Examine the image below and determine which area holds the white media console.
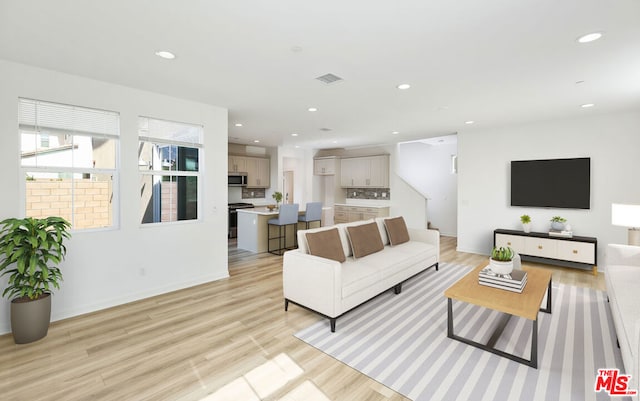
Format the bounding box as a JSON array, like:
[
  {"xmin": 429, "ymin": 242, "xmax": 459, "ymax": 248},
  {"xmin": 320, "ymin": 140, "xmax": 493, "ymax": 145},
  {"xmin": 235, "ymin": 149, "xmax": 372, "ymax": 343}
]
[{"xmin": 494, "ymin": 229, "xmax": 598, "ymax": 275}]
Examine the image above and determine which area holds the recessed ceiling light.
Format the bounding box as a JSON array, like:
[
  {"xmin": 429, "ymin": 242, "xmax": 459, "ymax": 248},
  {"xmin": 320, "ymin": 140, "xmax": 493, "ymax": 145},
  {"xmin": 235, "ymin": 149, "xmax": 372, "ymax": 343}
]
[
  {"xmin": 253, "ymin": 140, "xmax": 260, "ymax": 143},
  {"xmin": 295, "ymin": 145, "xmax": 300, "ymax": 148},
  {"xmin": 465, "ymin": 120, "xmax": 475, "ymax": 125},
  {"xmin": 291, "ymin": 133, "xmax": 298, "ymax": 137},
  {"xmin": 577, "ymin": 32, "xmax": 602, "ymax": 43},
  {"xmin": 234, "ymin": 123, "xmax": 243, "ymax": 127},
  {"xmin": 581, "ymin": 103, "xmax": 595, "ymax": 108},
  {"xmin": 155, "ymin": 50, "xmax": 176, "ymax": 59},
  {"xmin": 308, "ymin": 107, "xmax": 318, "ymax": 112},
  {"xmin": 392, "ymin": 131, "xmax": 400, "ymax": 135},
  {"xmin": 397, "ymin": 83, "xmax": 411, "ymax": 90},
  {"xmin": 332, "ymin": 141, "xmax": 338, "ymax": 144}
]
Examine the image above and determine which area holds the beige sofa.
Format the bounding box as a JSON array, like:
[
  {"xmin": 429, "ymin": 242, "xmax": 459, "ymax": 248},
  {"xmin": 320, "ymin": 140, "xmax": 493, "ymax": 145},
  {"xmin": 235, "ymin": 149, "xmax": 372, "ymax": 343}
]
[
  {"xmin": 283, "ymin": 217, "xmax": 439, "ymax": 332},
  {"xmin": 606, "ymin": 243, "xmax": 640, "ymax": 399}
]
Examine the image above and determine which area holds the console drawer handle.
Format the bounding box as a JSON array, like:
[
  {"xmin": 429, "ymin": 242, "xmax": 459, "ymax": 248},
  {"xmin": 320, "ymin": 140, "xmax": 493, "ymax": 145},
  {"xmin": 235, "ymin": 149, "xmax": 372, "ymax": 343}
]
[
  {"xmin": 538, "ymin": 245, "xmax": 543, "ymax": 250},
  {"xmin": 507, "ymin": 242, "xmax": 512, "ymax": 246},
  {"xmin": 573, "ymin": 250, "xmax": 578, "ymax": 254}
]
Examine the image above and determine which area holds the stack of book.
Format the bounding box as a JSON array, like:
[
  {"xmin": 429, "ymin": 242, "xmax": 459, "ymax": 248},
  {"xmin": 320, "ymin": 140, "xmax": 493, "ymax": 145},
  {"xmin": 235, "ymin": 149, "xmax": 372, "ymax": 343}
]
[
  {"xmin": 479, "ymin": 267, "xmax": 528, "ymax": 293},
  {"xmin": 549, "ymin": 230, "xmax": 573, "ymax": 238}
]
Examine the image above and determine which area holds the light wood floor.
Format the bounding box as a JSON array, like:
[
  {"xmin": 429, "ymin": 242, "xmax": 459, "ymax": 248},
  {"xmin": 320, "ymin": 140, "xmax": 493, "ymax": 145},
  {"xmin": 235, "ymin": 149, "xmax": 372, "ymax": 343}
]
[{"xmin": 0, "ymin": 237, "xmax": 604, "ymax": 401}]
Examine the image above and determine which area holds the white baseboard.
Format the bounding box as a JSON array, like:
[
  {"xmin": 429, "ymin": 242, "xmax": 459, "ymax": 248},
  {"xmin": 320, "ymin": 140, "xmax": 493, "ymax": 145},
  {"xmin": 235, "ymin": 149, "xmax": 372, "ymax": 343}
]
[{"xmin": 0, "ymin": 272, "xmax": 230, "ymax": 336}]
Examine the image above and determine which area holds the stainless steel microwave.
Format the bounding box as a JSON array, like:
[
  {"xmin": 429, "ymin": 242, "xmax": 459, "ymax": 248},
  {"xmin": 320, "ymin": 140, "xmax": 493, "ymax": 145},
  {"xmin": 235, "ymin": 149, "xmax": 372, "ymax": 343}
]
[{"xmin": 228, "ymin": 173, "xmax": 248, "ymax": 186}]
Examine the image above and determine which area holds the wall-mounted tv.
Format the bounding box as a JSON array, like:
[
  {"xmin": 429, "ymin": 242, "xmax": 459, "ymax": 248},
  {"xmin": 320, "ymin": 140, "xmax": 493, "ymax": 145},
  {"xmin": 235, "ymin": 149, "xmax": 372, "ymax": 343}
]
[{"xmin": 510, "ymin": 157, "xmax": 591, "ymax": 209}]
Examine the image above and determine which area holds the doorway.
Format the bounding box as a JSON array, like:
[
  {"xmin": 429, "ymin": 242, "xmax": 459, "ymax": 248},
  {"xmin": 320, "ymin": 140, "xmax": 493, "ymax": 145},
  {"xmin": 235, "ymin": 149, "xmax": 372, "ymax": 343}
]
[{"xmin": 283, "ymin": 170, "xmax": 294, "ymax": 204}]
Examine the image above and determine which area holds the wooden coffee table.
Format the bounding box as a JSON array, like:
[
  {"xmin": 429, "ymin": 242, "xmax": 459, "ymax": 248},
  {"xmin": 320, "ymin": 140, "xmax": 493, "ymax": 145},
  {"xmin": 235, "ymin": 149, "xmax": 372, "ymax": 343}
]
[{"xmin": 444, "ymin": 263, "xmax": 552, "ymax": 368}]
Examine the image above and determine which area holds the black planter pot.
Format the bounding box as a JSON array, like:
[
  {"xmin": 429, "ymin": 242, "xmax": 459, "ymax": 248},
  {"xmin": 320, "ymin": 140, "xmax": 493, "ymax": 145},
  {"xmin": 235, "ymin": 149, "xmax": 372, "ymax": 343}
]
[{"xmin": 10, "ymin": 293, "xmax": 52, "ymax": 344}]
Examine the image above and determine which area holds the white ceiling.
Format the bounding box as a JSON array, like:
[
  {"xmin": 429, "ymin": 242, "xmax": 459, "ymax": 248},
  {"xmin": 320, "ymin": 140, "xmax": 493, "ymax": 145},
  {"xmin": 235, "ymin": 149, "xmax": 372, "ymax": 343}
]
[{"xmin": 1, "ymin": 0, "xmax": 639, "ymax": 149}]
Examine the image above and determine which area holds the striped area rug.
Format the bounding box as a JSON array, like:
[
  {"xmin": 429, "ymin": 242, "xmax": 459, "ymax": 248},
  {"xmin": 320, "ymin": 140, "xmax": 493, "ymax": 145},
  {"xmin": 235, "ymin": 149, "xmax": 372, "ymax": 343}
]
[{"xmin": 295, "ymin": 263, "xmax": 628, "ymax": 401}]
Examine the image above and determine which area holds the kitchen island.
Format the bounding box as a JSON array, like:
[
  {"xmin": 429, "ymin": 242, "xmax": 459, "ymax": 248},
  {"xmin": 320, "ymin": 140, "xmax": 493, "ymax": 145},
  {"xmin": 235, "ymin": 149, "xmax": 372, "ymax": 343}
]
[
  {"xmin": 237, "ymin": 207, "xmax": 299, "ymax": 253},
  {"xmin": 236, "ymin": 206, "xmax": 330, "ymax": 253}
]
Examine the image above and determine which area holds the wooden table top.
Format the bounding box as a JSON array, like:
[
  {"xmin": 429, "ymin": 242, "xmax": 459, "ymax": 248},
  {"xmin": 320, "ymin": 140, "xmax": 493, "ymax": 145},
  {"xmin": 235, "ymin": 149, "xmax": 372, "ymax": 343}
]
[{"xmin": 444, "ymin": 263, "xmax": 552, "ymax": 320}]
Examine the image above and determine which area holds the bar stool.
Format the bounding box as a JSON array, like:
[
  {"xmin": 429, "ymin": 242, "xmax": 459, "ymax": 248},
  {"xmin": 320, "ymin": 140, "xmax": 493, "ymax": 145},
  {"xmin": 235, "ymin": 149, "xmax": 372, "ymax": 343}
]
[
  {"xmin": 267, "ymin": 203, "xmax": 299, "ymax": 255},
  {"xmin": 298, "ymin": 202, "xmax": 323, "ymax": 229}
]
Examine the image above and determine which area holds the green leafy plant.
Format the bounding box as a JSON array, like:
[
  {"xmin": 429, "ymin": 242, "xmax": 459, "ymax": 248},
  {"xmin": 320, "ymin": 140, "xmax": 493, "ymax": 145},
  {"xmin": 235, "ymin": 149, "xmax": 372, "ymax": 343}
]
[
  {"xmin": 491, "ymin": 246, "xmax": 514, "ymax": 262},
  {"xmin": 520, "ymin": 214, "xmax": 531, "ymax": 224},
  {"xmin": 0, "ymin": 217, "xmax": 71, "ymax": 301},
  {"xmin": 550, "ymin": 216, "xmax": 567, "ymax": 223},
  {"xmin": 272, "ymin": 191, "xmax": 283, "ymax": 204}
]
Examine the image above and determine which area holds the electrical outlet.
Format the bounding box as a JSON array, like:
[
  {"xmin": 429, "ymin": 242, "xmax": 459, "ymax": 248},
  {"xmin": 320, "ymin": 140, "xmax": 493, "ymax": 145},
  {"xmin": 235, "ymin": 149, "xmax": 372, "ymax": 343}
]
[
  {"xmin": 374, "ymin": 192, "xmax": 378, "ymax": 198},
  {"xmin": 251, "ymin": 191, "xmax": 254, "ymax": 196},
  {"xmin": 353, "ymin": 191, "xmax": 357, "ymax": 197},
  {"xmin": 382, "ymin": 192, "xmax": 387, "ymax": 198}
]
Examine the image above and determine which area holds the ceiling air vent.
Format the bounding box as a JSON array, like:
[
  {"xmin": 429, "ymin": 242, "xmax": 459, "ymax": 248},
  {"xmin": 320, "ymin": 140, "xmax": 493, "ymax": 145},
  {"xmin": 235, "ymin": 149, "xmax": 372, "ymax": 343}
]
[
  {"xmin": 315, "ymin": 73, "xmax": 343, "ymax": 85},
  {"xmin": 320, "ymin": 128, "xmax": 332, "ymax": 132}
]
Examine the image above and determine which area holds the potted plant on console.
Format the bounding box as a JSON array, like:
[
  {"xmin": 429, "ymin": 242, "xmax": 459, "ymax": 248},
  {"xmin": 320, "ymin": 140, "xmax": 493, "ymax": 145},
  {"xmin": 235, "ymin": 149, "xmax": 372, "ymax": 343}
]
[
  {"xmin": 489, "ymin": 246, "xmax": 515, "ymax": 275},
  {"xmin": 520, "ymin": 214, "xmax": 532, "ymax": 233},
  {"xmin": 550, "ymin": 216, "xmax": 567, "ymax": 231},
  {"xmin": 0, "ymin": 216, "xmax": 71, "ymax": 344}
]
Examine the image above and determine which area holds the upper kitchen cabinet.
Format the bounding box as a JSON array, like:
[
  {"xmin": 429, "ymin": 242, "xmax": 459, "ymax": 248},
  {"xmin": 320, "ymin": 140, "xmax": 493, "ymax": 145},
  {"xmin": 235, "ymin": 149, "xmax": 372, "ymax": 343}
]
[
  {"xmin": 228, "ymin": 155, "xmax": 247, "ymax": 173},
  {"xmin": 314, "ymin": 156, "xmax": 338, "ymax": 175},
  {"xmin": 246, "ymin": 157, "xmax": 270, "ymax": 188},
  {"xmin": 340, "ymin": 155, "xmax": 389, "ymax": 188}
]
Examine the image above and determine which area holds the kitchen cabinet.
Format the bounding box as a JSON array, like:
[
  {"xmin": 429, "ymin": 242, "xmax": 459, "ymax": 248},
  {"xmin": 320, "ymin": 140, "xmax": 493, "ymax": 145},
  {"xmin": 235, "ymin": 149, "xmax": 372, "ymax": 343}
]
[
  {"xmin": 340, "ymin": 155, "xmax": 389, "ymax": 188},
  {"xmin": 333, "ymin": 205, "xmax": 389, "ymax": 224},
  {"xmin": 228, "ymin": 156, "xmax": 247, "ymax": 173},
  {"xmin": 228, "ymin": 155, "xmax": 270, "ymax": 187},
  {"xmin": 494, "ymin": 229, "xmax": 597, "ymax": 274},
  {"xmin": 314, "ymin": 157, "xmax": 338, "ymax": 175},
  {"xmin": 246, "ymin": 157, "xmax": 270, "ymax": 188}
]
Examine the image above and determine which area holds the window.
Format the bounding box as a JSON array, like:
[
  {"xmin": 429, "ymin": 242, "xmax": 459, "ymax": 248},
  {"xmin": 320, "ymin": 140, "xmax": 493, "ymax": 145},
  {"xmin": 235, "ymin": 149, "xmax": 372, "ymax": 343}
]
[
  {"xmin": 138, "ymin": 117, "xmax": 202, "ymax": 224},
  {"xmin": 19, "ymin": 98, "xmax": 119, "ymax": 230}
]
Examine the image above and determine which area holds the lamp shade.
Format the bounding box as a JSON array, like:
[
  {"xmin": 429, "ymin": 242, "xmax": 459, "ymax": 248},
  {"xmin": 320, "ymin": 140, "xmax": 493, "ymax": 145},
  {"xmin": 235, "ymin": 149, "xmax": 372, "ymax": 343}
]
[{"xmin": 612, "ymin": 204, "xmax": 640, "ymax": 228}]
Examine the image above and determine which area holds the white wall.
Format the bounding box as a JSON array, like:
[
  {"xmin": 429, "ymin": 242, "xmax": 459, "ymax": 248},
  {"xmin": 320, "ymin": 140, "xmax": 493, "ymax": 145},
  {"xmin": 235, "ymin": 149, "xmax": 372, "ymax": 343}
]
[
  {"xmin": 385, "ymin": 145, "xmax": 428, "ymax": 229},
  {"xmin": 397, "ymin": 141, "xmax": 458, "ymax": 236},
  {"xmin": 457, "ymin": 111, "xmax": 640, "ymax": 269},
  {"xmin": 0, "ymin": 60, "xmax": 229, "ymax": 334}
]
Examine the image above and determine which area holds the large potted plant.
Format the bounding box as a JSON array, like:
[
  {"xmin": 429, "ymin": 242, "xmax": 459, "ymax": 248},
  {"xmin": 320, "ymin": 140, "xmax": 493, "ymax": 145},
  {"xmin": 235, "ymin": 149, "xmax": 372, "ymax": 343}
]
[{"xmin": 0, "ymin": 216, "xmax": 71, "ymax": 344}]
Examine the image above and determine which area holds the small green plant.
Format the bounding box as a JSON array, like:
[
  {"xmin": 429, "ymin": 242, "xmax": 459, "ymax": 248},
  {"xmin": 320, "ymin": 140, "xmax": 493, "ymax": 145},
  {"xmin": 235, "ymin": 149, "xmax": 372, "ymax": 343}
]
[
  {"xmin": 520, "ymin": 214, "xmax": 531, "ymax": 224},
  {"xmin": 491, "ymin": 246, "xmax": 514, "ymax": 262},
  {"xmin": 272, "ymin": 191, "xmax": 283, "ymax": 204},
  {"xmin": 550, "ymin": 216, "xmax": 567, "ymax": 223},
  {"xmin": 0, "ymin": 217, "xmax": 71, "ymax": 300}
]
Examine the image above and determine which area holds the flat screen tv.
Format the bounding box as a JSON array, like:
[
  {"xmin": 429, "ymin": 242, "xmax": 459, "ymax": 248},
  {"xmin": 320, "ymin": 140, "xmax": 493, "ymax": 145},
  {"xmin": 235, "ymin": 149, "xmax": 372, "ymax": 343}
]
[{"xmin": 510, "ymin": 157, "xmax": 591, "ymax": 209}]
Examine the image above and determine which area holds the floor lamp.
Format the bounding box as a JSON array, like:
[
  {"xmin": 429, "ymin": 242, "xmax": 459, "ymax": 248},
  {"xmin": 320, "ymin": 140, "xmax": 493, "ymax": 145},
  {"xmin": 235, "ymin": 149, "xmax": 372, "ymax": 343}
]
[{"xmin": 612, "ymin": 203, "xmax": 640, "ymax": 246}]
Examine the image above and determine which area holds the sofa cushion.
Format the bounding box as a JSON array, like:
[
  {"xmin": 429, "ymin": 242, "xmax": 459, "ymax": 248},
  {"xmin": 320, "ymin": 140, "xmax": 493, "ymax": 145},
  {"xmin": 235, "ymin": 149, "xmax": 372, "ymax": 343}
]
[
  {"xmin": 341, "ymin": 258, "xmax": 384, "ymax": 298},
  {"xmin": 336, "ymin": 220, "xmax": 375, "ymax": 258},
  {"xmin": 305, "ymin": 228, "xmax": 346, "ymax": 263},
  {"xmin": 346, "ymin": 221, "xmax": 385, "ymax": 259},
  {"xmin": 375, "ymin": 218, "xmax": 390, "ymax": 245},
  {"xmin": 384, "ymin": 216, "xmax": 410, "ymax": 246},
  {"xmin": 371, "ymin": 241, "xmax": 437, "ymax": 276}
]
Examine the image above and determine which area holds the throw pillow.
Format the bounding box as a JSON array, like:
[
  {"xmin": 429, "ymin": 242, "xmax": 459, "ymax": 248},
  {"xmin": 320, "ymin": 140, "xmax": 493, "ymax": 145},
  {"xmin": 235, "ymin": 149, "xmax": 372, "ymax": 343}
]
[
  {"xmin": 305, "ymin": 228, "xmax": 346, "ymax": 262},
  {"xmin": 346, "ymin": 221, "xmax": 384, "ymax": 259},
  {"xmin": 384, "ymin": 216, "xmax": 410, "ymax": 246}
]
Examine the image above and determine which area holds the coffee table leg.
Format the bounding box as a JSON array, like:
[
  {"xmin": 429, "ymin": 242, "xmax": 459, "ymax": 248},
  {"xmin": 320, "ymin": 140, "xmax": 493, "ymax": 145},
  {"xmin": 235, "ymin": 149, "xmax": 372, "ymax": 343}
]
[
  {"xmin": 447, "ymin": 298, "xmax": 453, "ymax": 337},
  {"xmin": 540, "ymin": 279, "xmax": 552, "ymax": 314},
  {"xmin": 531, "ymin": 318, "xmax": 538, "ymax": 369}
]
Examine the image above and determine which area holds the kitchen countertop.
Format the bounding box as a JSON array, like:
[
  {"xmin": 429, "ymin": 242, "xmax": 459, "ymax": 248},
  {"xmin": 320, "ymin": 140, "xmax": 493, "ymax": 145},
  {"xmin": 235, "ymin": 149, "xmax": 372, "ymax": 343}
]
[
  {"xmin": 237, "ymin": 207, "xmax": 279, "ymax": 216},
  {"xmin": 238, "ymin": 206, "xmax": 332, "ymax": 216},
  {"xmin": 334, "ymin": 202, "xmax": 391, "ymax": 208}
]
